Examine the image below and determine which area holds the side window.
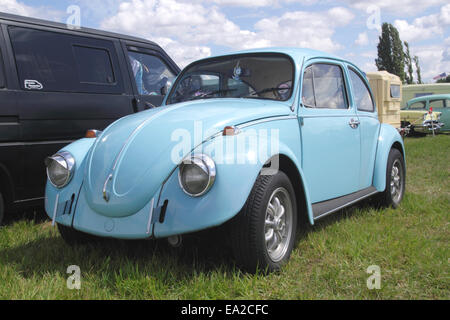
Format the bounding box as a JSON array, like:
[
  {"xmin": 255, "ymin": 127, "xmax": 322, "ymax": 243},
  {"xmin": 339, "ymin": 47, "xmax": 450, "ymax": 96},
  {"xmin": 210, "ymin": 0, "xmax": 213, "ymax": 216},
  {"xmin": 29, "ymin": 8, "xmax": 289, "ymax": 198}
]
[
  {"xmin": 0, "ymin": 47, "xmax": 5, "ymax": 88},
  {"xmin": 409, "ymin": 102, "xmax": 426, "ymax": 109},
  {"xmin": 303, "ymin": 63, "xmax": 348, "ymax": 109},
  {"xmin": 127, "ymin": 50, "xmax": 175, "ymax": 96},
  {"xmin": 8, "ymin": 26, "xmax": 123, "ymax": 94},
  {"xmin": 73, "ymin": 45, "xmax": 115, "ymax": 84},
  {"xmin": 301, "ymin": 66, "xmax": 315, "ymax": 107},
  {"xmin": 429, "ymin": 99, "xmax": 444, "ymax": 109},
  {"xmin": 349, "ymin": 68, "xmax": 374, "ymax": 112}
]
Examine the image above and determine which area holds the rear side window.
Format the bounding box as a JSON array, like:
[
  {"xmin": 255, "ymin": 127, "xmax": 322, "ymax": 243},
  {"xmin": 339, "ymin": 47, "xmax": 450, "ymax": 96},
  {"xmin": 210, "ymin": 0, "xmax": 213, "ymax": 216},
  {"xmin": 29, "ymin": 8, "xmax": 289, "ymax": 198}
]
[
  {"xmin": 73, "ymin": 45, "xmax": 115, "ymax": 84},
  {"xmin": 429, "ymin": 99, "xmax": 444, "ymax": 108},
  {"xmin": 302, "ymin": 63, "xmax": 348, "ymax": 109},
  {"xmin": 9, "ymin": 26, "xmax": 123, "ymax": 94},
  {"xmin": 349, "ymin": 68, "xmax": 374, "ymax": 112}
]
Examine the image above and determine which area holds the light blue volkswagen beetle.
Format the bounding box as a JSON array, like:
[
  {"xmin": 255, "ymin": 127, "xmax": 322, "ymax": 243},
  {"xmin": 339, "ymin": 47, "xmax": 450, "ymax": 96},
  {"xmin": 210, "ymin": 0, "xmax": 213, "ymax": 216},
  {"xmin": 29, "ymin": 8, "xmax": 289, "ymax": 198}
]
[{"xmin": 44, "ymin": 48, "xmax": 406, "ymax": 273}]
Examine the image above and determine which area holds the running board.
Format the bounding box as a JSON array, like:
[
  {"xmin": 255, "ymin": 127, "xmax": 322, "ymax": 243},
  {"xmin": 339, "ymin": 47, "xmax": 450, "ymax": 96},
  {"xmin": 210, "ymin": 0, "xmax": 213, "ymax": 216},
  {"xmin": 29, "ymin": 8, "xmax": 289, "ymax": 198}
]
[{"xmin": 312, "ymin": 187, "xmax": 378, "ymax": 220}]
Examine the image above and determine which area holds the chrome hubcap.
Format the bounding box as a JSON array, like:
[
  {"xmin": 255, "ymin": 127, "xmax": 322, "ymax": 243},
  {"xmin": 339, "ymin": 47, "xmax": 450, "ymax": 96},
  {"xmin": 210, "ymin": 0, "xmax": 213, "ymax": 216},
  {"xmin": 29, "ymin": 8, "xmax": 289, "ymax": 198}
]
[
  {"xmin": 264, "ymin": 187, "xmax": 293, "ymax": 262},
  {"xmin": 390, "ymin": 159, "xmax": 403, "ymax": 203}
]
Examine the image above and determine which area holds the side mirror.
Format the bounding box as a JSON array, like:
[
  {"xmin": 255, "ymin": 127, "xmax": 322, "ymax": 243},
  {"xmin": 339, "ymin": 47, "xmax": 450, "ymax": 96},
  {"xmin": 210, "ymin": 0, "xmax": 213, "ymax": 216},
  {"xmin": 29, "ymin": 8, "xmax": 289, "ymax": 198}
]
[{"xmin": 161, "ymin": 80, "xmax": 172, "ymax": 96}]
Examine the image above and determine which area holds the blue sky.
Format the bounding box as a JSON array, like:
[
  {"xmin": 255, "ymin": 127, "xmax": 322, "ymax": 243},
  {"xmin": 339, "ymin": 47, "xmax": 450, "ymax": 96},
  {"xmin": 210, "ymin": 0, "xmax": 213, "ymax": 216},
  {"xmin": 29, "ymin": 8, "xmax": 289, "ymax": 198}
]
[{"xmin": 2, "ymin": 0, "xmax": 449, "ymax": 82}]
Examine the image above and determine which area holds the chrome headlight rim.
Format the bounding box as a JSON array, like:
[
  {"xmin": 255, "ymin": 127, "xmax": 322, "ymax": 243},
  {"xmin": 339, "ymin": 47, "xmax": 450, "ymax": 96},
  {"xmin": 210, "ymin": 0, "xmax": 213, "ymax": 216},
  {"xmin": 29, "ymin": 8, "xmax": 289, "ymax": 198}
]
[
  {"xmin": 45, "ymin": 151, "xmax": 76, "ymax": 189},
  {"xmin": 178, "ymin": 153, "xmax": 216, "ymax": 197}
]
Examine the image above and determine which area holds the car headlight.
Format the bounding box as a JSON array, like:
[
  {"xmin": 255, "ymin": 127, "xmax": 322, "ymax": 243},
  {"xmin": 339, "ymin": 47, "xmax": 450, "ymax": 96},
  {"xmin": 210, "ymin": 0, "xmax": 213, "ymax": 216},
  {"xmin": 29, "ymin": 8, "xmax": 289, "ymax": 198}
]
[
  {"xmin": 45, "ymin": 151, "xmax": 75, "ymax": 188},
  {"xmin": 178, "ymin": 154, "xmax": 216, "ymax": 197}
]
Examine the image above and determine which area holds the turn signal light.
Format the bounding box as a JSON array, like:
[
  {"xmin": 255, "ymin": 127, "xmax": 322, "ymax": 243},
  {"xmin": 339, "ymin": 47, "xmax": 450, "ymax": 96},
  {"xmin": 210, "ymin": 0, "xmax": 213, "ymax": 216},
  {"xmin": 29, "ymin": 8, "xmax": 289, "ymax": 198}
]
[
  {"xmin": 85, "ymin": 129, "xmax": 102, "ymax": 138},
  {"xmin": 223, "ymin": 126, "xmax": 241, "ymax": 136}
]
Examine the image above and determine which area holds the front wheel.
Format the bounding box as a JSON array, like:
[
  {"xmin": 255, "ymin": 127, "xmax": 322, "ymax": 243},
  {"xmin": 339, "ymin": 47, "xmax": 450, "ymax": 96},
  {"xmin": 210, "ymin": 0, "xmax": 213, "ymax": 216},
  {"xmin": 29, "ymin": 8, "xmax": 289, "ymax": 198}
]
[
  {"xmin": 377, "ymin": 148, "xmax": 405, "ymax": 208},
  {"xmin": 229, "ymin": 171, "xmax": 297, "ymax": 273},
  {"xmin": 0, "ymin": 192, "xmax": 4, "ymax": 226}
]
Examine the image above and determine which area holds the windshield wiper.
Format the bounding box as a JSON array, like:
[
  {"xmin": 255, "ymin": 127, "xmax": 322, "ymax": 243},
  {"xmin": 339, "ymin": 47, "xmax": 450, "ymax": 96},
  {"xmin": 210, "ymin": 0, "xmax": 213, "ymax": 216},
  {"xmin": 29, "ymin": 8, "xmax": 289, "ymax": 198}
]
[{"xmin": 185, "ymin": 88, "xmax": 238, "ymax": 101}]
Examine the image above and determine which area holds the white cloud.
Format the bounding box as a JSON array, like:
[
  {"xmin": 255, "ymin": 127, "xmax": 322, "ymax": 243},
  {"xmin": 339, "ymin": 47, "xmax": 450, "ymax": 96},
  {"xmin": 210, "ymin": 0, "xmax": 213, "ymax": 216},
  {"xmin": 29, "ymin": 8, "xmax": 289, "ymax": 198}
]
[
  {"xmin": 394, "ymin": 4, "xmax": 450, "ymax": 42},
  {"xmin": 344, "ymin": 0, "xmax": 448, "ymax": 16},
  {"xmin": 101, "ymin": 1, "xmax": 352, "ymax": 67},
  {"xmin": 412, "ymin": 44, "xmax": 450, "ymax": 82},
  {"xmin": 0, "ymin": 0, "xmax": 64, "ymax": 22},
  {"xmin": 253, "ymin": 7, "xmax": 354, "ymax": 52},
  {"xmin": 355, "ymin": 32, "xmax": 369, "ymax": 46}
]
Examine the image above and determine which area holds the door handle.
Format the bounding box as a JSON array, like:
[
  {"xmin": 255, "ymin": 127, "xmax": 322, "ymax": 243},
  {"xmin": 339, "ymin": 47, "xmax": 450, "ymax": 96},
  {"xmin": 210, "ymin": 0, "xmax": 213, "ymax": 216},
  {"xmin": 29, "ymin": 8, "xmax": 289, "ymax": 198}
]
[{"xmin": 349, "ymin": 118, "xmax": 360, "ymax": 129}]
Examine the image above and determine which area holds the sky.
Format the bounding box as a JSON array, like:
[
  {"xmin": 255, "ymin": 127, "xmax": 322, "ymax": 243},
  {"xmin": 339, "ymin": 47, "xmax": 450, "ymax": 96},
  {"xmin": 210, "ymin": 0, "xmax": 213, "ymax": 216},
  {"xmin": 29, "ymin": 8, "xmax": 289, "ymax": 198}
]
[{"xmin": 1, "ymin": 0, "xmax": 449, "ymax": 83}]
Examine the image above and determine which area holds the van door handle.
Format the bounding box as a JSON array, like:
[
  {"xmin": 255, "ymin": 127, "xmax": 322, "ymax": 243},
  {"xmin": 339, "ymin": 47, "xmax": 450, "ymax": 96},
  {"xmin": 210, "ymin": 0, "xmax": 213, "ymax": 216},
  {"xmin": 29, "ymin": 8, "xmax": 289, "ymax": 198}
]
[{"xmin": 349, "ymin": 118, "xmax": 360, "ymax": 129}]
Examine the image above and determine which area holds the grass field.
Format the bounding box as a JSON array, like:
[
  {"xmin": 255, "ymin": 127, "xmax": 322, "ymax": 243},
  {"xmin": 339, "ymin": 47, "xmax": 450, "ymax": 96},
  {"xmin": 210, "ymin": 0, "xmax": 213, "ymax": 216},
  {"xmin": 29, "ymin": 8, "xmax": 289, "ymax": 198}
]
[{"xmin": 0, "ymin": 135, "xmax": 449, "ymax": 299}]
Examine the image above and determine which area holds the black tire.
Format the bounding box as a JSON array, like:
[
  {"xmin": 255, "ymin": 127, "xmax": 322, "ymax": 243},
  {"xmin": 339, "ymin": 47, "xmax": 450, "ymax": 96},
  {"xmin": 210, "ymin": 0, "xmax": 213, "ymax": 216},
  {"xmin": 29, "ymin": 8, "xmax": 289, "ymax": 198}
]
[
  {"xmin": 377, "ymin": 148, "xmax": 405, "ymax": 208},
  {"xmin": 57, "ymin": 223, "xmax": 98, "ymax": 245},
  {"xmin": 0, "ymin": 192, "xmax": 4, "ymax": 226},
  {"xmin": 229, "ymin": 171, "xmax": 297, "ymax": 273}
]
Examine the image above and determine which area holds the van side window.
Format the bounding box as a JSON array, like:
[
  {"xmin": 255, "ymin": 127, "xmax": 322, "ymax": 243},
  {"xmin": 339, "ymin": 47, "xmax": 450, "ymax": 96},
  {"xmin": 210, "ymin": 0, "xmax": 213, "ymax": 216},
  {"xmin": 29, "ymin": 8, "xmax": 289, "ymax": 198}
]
[
  {"xmin": 349, "ymin": 68, "xmax": 374, "ymax": 112},
  {"xmin": 8, "ymin": 26, "xmax": 123, "ymax": 94},
  {"xmin": 302, "ymin": 63, "xmax": 348, "ymax": 109},
  {"xmin": 127, "ymin": 49, "xmax": 175, "ymax": 96},
  {"xmin": 73, "ymin": 45, "xmax": 115, "ymax": 84},
  {"xmin": 0, "ymin": 48, "xmax": 5, "ymax": 88}
]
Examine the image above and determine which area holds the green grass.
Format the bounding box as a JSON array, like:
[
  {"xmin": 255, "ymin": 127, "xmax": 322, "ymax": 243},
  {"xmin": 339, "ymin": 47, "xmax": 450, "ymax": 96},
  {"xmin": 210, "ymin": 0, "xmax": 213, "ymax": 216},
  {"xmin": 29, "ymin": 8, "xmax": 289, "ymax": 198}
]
[{"xmin": 0, "ymin": 135, "xmax": 449, "ymax": 299}]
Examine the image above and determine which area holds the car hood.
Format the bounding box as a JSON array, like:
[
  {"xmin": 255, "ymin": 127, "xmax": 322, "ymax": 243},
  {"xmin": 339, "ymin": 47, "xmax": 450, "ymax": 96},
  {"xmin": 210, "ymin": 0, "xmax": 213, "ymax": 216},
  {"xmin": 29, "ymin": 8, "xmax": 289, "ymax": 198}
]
[{"xmin": 84, "ymin": 99, "xmax": 292, "ymax": 217}]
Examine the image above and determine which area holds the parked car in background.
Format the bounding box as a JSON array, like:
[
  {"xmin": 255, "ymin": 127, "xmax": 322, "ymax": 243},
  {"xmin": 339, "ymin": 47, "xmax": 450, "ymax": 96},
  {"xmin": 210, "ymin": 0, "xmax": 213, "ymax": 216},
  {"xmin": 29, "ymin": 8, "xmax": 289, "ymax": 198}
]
[
  {"xmin": 401, "ymin": 94, "xmax": 449, "ymax": 134},
  {"xmin": 0, "ymin": 12, "xmax": 180, "ymax": 225},
  {"xmin": 401, "ymin": 83, "xmax": 450, "ymax": 108},
  {"xmin": 44, "ymin": 48, "xmax": 406, "ymax": 273}
]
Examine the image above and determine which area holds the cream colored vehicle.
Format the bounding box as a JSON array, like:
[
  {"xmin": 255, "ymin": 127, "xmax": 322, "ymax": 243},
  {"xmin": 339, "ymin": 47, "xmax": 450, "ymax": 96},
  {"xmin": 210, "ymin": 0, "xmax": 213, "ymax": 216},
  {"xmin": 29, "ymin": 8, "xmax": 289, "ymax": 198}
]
[{"xmin": 367, "ymin": 71, "xmax": 402, "ymax": 130}]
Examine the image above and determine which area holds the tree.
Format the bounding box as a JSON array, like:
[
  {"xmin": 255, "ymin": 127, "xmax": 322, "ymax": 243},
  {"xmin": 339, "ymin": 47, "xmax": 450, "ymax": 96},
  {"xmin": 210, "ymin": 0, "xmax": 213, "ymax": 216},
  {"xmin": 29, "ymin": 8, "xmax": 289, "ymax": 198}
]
[
  {"xmin": 375, "ymin": 23, "xmax": 405, "ymax": 82},
  {"xmin": 413, "ymin": 55, "xmax": 422, "ymax": 84},
  {"xmin": 436, "ymin": 75, "xmax": 450, "ymax": 83},
  {"xmin": 404, "ymin": 41, "xmax": 414, "ymax": 84}
]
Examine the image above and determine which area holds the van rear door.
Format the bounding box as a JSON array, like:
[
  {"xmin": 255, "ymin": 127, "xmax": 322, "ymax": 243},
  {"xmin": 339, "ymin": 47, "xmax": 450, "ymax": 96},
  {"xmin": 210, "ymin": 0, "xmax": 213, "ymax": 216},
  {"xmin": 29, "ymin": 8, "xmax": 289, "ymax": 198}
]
[{"xmin": 6, "ymin": 24, "xmax": 136, "ymax": 201}]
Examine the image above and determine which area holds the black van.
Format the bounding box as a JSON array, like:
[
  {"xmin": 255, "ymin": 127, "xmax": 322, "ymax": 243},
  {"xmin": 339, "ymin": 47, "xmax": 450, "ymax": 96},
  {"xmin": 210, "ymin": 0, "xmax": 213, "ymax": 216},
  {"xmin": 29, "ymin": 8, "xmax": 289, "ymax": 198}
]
[{"xmin": 0, "ymin": 12, "xmax": 180, "ymax": 224}]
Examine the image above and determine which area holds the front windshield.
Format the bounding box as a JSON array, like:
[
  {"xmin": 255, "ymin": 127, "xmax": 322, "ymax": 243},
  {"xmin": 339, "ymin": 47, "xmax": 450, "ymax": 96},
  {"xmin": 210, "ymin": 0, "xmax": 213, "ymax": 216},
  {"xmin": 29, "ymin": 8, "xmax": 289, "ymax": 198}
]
[{"xmin": 166, "ymin": 54, "xmax": 294, "ymax": 104}]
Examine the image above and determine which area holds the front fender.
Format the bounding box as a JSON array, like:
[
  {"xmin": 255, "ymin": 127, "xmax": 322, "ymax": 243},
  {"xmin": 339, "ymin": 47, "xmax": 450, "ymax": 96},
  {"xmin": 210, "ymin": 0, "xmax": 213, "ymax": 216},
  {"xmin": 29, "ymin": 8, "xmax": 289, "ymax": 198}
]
[
  {"xmin": 44, "ymin": 138, "xmax": 95, "ymax": 226},
  {"xmin": 153, "ymin": 118, "xmax": 314, "ymax": 238},
  {"xmin": 373, "ymin": 124, "xmax": 406, "ymax": 192}
]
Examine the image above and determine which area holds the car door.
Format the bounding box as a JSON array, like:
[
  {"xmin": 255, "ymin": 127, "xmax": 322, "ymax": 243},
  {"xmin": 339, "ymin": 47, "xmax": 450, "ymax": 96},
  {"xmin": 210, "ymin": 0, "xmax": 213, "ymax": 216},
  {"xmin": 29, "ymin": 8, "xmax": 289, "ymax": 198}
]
[
  {"xmin": 0, "ymin": 25, "xmax": 23, "ymax": 202},
  {"xmin": 5, "ymin": 24, "xmax": 135, "ymax": 201},
  {"xmin": 123, "ymin": 42, "xmax": 178, "ymax": 111},
  {"xmin": 347, "ymin": 67, "xmax": 380, "ymax": 190},
  {"xmin": 429, "ymin": 98, "xmax": 448, "ymax": 127},
  {"xmin": 299, "ymin": 61, "xmax": 360, "ymax": 204}
]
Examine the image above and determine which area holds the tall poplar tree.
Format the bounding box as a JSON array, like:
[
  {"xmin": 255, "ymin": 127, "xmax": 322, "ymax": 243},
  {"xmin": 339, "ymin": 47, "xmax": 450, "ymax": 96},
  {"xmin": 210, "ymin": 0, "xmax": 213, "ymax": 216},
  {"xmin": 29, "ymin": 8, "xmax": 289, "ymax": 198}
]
[
  {"xmin": 404, "ymin": 41, "xmax": 414, "ymax": 84},
  {"xmin": 375, "ymin": 23, "xmax": 405, "ymax": 82}
]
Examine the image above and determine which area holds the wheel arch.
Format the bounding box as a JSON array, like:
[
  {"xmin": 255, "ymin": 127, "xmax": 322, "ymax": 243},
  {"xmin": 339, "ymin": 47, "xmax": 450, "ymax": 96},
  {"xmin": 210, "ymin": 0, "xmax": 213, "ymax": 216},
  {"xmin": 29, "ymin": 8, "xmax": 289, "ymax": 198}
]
[
  {"xmin": 373, "ymin": 124, "xmax": 406, "ymax": 192},
  {"xmin": 266, "ymin": 154, "xmax": 314, "ymax": 225}
]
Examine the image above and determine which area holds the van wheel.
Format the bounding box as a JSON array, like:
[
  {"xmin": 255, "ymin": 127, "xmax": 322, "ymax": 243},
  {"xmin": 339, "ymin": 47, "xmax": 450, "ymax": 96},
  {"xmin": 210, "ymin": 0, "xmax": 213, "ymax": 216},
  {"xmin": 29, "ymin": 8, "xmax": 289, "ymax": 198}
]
[
  {"xmin": 0, "ymin": 192, "xmax": 4, "ymax": 226},
  {"xmin": 57, "ymin": 223, "xmax": 97, "ymax": 245},
  {"xmin": 377, "ymin": 148, "xmax": 405, "ymax": 208},
  {"xmin": 230, "ymin": 171, "xmax": 297, "ymax": 273}
]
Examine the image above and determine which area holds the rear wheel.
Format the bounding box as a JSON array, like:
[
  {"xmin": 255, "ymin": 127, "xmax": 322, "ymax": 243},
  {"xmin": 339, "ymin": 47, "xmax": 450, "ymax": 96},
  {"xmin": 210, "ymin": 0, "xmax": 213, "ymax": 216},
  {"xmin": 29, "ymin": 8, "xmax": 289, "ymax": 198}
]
[
  {"xmin": 230, "ymin": 171, "xmax": 297, "ymax": 273},
  {"xmin": 377, "ymin": 148, "xmax": 405, "ymax": 208},
  {"xmin": 57, "ymin": 223, "xmax": 98, "ymax": 245}
]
